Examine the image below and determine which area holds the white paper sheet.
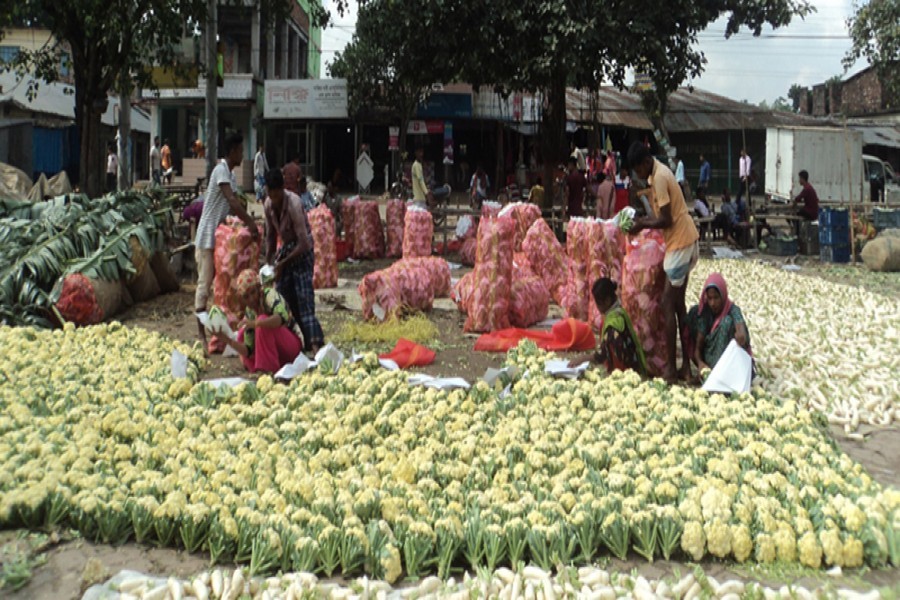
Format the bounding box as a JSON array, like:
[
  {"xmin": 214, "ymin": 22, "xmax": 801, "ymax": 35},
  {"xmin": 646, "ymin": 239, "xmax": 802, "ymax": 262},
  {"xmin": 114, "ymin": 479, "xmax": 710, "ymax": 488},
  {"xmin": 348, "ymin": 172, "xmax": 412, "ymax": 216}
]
[
  {"xmin": 314, "ymin": 344, "xmax": 344, "ymax": 374},
  {"xmin": 446, "ymin": 261, "xmax": 462, "ymax": 270},
  {"xmin": 274, "ymin": 353, "xmax": 313, "ymax": 380},
  {"xmin": 544, "ymin": 359, "xmax": 590, "ymax": 380},
  {"xmin": 379, "ymin": 358, "xmax": 400, "ymax": 371},
  {"xmin": 222, "ymin": 344, "xmax": 240, "ymax": 358},
  {"xmin": 408, "ymin": 374, "xmax": 471, "ymax": 390},
  {"xmin": 713, "ymin": 247, "xmax": 745, "ymax": 260},
  {"xmin": 170, "ymin": 350, "xmax": 188, "ymax": 379},
  {"xmin": 702, "ymin": 340, "xmax": 752, "ymax": 394},
  {"xmin": 483, "ymin": 366, "xmax": 519, "ymax": 386}
]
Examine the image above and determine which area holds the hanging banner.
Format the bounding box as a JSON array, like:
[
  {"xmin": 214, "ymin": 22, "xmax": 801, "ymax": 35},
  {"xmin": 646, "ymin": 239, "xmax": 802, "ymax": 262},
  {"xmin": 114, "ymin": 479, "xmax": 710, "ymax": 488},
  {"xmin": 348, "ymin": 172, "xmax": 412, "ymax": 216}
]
[
  {"xmin": 388, "ymin": 126, "xmax": 399, "ymax": 151},
  {"xmin": 407, "ymin": 120, "xmax": 444, "ymax": 135},
  {"xmin": 443, "ymin": 122, "xmax": 454, "ymax": 164}
]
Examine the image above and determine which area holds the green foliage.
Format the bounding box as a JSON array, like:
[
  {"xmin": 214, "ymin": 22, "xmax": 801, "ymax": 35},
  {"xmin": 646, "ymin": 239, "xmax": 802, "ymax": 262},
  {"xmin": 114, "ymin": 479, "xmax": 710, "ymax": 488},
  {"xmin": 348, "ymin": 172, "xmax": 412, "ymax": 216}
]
[
  {"xmin": 0, "ymin": 190, "xmax": 173, "ymax": 327},
  {"xmin": 844, "ymin": 0, "xmax": 900, "ymax": 106}
]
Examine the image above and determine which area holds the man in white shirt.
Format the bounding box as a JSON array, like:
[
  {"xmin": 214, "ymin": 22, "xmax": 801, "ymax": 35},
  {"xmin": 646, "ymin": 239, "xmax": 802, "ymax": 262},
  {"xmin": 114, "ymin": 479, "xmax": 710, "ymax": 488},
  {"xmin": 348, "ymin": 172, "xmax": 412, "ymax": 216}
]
[
  {"xmin": 149, "ymin": 136, "xmax": 162, "ymax": 185},
  {"xmin": 738, "ymin": 149, "xmax": 752, "ymax": 204},
  {"xmin": 674, "ymin": 156, "xmax": 685, "ymax": 184},
  {"xmin": 570, "ymin": 141, "xmax": 586, "ymax": 173},
  {"xmin": 106, "ymin": 145, "xmax": 118, "ymax": 193},
  {"xmin": 253, "ymin": 144, "xmax": 269, "ymax": 201},
  {"xmin": 194, "ymin": 133, "xmax": 259, "ymax": 347}
]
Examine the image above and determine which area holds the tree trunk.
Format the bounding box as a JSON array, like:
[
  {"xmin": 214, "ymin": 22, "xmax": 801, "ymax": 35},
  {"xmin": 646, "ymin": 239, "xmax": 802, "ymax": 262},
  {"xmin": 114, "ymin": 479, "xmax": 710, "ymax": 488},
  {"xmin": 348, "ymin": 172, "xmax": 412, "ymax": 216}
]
[
  {"xmin": 75, "ymin": 85, "xmax": 106, "ymax": 198},
  {"xmin": 205, "ymin": 0, "xmax": 219, "ymax": 179},
  {"xmin": 117, "ymin": 92, "xmax": 132, "ymax": 190},
  {"xmin": 541, "ymin": 75, "xmax": 568, "ymax": 209}
]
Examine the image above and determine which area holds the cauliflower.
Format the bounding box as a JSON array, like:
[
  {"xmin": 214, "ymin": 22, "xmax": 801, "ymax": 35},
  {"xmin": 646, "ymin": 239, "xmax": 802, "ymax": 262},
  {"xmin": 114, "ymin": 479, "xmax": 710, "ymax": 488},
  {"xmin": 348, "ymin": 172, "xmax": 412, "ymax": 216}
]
[
  {"xmin": 754, "ymin": 533, "xmax": 777, "ymax": 563},
  {"xmin": 798, "ymin": 531, "xmax": 823, "ymax": 568},
  {"xmin": 731, "ymin": 524, "xmax": 753, "ymax": 563},
  {"xmin": 681, "ymin": 520, "xmax": 706, "ymax": 561},
  {"xmin": 705, "ymin": 519, "xmax": 733, "ymax": 559},
  {"xmin": 818, "ymin": 529, "xmax": 844, "ymax": 567}
]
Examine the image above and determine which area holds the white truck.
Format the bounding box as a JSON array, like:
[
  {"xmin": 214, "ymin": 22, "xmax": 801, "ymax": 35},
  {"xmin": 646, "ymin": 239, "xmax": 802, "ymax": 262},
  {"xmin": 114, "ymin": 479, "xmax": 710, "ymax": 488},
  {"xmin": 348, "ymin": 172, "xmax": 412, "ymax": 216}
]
[{"xmin": 765, "ymin": 126, "xmax": 864, "ymax": 203}]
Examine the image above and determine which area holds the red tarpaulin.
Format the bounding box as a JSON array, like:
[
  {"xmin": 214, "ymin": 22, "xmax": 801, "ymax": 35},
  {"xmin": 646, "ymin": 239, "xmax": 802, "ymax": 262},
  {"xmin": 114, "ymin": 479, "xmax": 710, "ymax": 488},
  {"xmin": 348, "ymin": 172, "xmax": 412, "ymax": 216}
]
[
  {"xmin": 473, "ymin": 318, "xmax": 596, "ymax": 353},
  {"xmin": 379, "ymin": 338, "xmax": 437, "ymax": 368}
]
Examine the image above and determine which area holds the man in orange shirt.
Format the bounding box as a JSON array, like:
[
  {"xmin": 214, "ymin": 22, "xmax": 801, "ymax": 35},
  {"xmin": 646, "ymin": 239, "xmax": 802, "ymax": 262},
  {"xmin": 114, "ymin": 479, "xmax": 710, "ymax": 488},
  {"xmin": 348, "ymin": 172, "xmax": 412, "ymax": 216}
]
[
  {"xmin": 160, "ymin": 139, "xmax": 173, "ymax": 184},
  {"xmin": 627, "ymin": 142, "xmax": 699, "ymax": 383}
]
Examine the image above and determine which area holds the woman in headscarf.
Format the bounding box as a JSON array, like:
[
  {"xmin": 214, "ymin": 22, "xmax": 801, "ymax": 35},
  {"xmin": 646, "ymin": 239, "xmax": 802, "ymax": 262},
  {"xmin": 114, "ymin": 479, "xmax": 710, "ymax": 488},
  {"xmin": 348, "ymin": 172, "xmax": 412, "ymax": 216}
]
[
  {"xmin": 570, "ymin": 278, "xmax": 648, "ymax": 376},
  {"xmin": 686, "ymin": 273, "xmax": 751, "ymax": 371},
  {"xmin": 222, "ymin": 267, "xmax": 303, "ymax": 373}
]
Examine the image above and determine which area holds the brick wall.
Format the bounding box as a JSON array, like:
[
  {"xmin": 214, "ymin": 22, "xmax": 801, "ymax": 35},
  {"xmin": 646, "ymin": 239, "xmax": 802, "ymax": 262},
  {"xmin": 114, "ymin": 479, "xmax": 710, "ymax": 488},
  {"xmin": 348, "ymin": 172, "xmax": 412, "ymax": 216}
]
[
  {"xmin": 841, "ymin": 69, "xmax": 883, "ymax": 116},
  {"xmin": 812, "ymin": 84, "xmax": 827, "ymax": 116}
]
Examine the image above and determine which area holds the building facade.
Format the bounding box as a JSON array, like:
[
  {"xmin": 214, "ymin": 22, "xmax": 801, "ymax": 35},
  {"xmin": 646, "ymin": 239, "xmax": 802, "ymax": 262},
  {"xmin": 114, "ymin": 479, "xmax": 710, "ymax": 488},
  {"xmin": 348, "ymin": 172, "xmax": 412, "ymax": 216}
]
[{"xmin": 140, "ymin": 0, "xmax": 322, "ymax": 188}]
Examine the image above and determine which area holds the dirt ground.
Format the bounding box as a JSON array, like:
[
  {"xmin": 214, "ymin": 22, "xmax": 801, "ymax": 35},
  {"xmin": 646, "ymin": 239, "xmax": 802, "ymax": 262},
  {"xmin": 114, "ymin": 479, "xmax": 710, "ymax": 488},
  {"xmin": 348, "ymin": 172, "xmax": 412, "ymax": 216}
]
[{"xmin": 5, "ymin": 252, "xmax": 899, "ymax": 598}]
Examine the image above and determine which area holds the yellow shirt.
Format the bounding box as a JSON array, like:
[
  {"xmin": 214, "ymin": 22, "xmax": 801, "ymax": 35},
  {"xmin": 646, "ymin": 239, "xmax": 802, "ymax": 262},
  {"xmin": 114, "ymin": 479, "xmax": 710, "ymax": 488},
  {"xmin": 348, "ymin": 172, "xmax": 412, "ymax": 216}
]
[
  {"xmin": 647, "ymin": 159, "xmax": 698, "ymax": 251},
  {"xmin": 411, "ymin": 160, "xmax": 428, "ymax": 201},
  {"xmin": 529, "ymin": 185, "xmax": 545, "ymax": 208}
]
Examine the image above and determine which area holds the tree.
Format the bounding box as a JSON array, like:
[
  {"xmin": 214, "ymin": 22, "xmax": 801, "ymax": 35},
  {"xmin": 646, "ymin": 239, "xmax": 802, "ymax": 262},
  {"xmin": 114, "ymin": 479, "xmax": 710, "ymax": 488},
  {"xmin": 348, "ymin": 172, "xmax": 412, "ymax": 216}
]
[
  {"xmin": 328, "ymin": 0, "xmax": 463, "ymax": 162},
  {"xmin": 330, "ymin": 1, "xmax": 813, "ymax": 191},
  {"xmin": 450, "ymin": 0, "xmax": 813, "ymax": 192},
  {"xmin": 788, "ymin": 83, "xmax": 808, "ymax": 111},
  {"xmin": 845, "ymin": 0, "xmax": 900, "ymax": 106},
  {"xmin": 1, "ymin": 0, "xmax": 208, "ymax": 196},
  {"xmin": 1, "ymin": 0, "xmax": 299, "ymax": 197}
]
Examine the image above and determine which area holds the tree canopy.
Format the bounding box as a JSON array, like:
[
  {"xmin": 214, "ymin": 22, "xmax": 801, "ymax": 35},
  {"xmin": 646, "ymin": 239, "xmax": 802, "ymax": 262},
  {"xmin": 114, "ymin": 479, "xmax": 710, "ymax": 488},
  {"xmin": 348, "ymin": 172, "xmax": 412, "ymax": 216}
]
[
  {"xmin": 331, "ymin": 0, "xmax": 812, "ymax": 184},
  {"xmin": 844, "ymin": 0, "xmax": 900, "ymax": 105}
]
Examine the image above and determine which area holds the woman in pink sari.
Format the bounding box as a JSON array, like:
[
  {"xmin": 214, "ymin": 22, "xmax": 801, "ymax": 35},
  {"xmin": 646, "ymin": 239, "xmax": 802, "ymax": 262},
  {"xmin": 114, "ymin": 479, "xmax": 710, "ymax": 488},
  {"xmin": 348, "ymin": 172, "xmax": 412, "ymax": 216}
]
[{"xmin": 223, "ymin": 268, "xmax": 303, "ymax": 373}]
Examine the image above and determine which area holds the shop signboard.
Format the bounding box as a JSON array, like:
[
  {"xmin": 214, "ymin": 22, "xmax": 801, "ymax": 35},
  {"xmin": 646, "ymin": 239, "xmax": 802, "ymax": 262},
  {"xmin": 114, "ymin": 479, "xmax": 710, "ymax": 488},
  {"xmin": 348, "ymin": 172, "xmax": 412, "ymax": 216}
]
[
  {"xmin": 264, "ymin": 79, "xmax": 348, "ymax": 119},
  {"xmin": 388, "ymin": 127, "xmax": 399, "ymax": 150}
]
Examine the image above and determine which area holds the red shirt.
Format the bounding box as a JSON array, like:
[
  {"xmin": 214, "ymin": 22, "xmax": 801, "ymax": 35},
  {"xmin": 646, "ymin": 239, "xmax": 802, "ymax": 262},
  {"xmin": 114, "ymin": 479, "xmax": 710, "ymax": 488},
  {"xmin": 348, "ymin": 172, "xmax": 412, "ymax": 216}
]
[
  {"xmin": 566, "ymin": 170, "xmax": 586, "ymax": 217},
  {"xmin": 795, "ymin": 182, "xmax": 819, "ymax": 220}
]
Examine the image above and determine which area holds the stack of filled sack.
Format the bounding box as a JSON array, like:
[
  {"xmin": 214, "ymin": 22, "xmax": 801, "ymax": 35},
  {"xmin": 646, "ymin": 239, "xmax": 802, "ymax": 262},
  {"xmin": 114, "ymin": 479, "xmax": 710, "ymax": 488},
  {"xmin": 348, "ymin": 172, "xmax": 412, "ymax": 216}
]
[
  {"xmin": 620, "ymin": 230, "xmax": 668, "ymax": 376},
  {"xmin": 358, "ymin": 257, "xmax": 451, "ymax": 321},
  {"xmin": 457, "ymin": 216, "xmax": 477, "ymax": 266},
  {"xmin": 498, "ymin": 202, "xmax": 542, "ymax": 251},
  {"xmin": 351, "ymin": 199, "xmax": 385, "ymax": 259},
  {"xmin": 402, "ymin": 205, "xmax": 433, "ymax": 258},
  {"xmin": 521, "ymin": 218, "xmax": 567, "ymax": 304},
  {"xmin": 455, "ymin": 216, "xmax": 550, "ymax": 331},
  {"xmin": 307, "ymin": 205, "xmax": 338, "ymax": 289},
  {"xmin": 385, "ymin": 199, "xmax": 406, "ymax": 258},
  {"xmin": 211, "ymin": 217, "xmax": 260, "ymax": 350},
  {"xmin": 559, "ymin": 217, "xmax": 625, "ymax": 330}
]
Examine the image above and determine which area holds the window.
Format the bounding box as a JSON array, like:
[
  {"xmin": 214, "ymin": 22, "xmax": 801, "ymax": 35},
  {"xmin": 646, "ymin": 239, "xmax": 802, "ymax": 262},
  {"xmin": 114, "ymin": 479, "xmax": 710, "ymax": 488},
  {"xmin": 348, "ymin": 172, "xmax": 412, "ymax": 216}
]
[
  {"xmin": 0, "ymin": 46, "xmax": 20, "ymax": 65},
  {"xmin": 60, "ymin": 52, "xmax": 71, "ymax": 78}
]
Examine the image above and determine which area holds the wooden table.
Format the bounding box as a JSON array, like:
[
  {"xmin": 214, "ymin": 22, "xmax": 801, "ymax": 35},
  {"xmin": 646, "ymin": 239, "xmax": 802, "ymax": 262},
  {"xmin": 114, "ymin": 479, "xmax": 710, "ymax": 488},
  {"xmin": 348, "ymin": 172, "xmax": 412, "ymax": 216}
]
[{"xmin": 751, "ymin": 207, "xmax": 804, "ymax": 247}]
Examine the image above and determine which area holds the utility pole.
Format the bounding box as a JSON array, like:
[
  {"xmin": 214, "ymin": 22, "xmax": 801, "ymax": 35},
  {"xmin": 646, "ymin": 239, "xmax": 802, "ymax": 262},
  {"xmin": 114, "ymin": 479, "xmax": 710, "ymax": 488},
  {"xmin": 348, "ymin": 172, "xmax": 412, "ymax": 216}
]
[{"xmin": 204, "ymin": 0, "xmax": 218, "ymax": 179}]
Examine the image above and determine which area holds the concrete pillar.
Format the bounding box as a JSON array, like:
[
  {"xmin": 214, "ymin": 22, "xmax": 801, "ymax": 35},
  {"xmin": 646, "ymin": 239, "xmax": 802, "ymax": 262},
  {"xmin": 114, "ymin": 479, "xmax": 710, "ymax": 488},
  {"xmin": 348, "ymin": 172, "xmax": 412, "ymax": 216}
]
[
  {"xmin": 280, "ymin": 22, "xmax": 289, "ymax": 80},
  {"xmin": 266, "ymin": 22, "xmax": 275, "ymax": 79},
  {"xmin": 291, "ymin": 29, "xmax": 300, "ymax": 78},
  {"xmin": 251, "ymin": 6, "xmax": 261, "ymax": 79}
]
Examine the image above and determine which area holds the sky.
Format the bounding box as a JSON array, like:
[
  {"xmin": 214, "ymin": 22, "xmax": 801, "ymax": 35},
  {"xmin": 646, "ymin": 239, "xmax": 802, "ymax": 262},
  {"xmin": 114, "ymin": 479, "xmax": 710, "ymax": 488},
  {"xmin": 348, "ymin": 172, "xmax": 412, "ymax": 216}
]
[{"xmin": 318, "ymin": 0, "xmax": 867, "ymax": 105}]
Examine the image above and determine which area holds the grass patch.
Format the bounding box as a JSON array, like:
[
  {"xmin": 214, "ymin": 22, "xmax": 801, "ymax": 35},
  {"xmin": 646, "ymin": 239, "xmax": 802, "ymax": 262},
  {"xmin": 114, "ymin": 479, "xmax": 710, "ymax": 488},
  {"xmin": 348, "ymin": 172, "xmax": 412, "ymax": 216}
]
[{"xmin": 332, "ymin": 314, "xmax": 439, "ymax": 345}]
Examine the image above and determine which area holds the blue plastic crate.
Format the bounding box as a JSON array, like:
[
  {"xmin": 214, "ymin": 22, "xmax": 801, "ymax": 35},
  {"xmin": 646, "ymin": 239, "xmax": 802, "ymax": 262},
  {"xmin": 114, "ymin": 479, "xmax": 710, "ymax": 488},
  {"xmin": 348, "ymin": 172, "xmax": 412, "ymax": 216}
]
[
  {"xmin": 818, "ymin": 225, "xmax": 850, "ymax": 246},
  {"xmin": 818, "ymin": 207, "xmax": 850, "ymax": 229},
  {"xmin": 820, "ymin": 244, "xmax": 850, "ymax": 264},
  {"xmin": 872, "ymin": 208, "xmax": 900, "ymax": 231}
]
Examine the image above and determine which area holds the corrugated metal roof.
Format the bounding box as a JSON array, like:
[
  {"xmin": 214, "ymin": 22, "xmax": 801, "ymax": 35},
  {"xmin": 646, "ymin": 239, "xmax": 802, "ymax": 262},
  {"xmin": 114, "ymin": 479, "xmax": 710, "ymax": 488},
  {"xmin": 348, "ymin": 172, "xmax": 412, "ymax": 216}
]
[
  {"xmin": 566, "ymin": 86, "xmax": 817, "ymax": 131},
  {"xmin": 0, "ymin": 72, "xmax": 151, "ymax": 132},
  {"xmin": 850, "ymin": 123, "xmax": 900, "ymax": 148}
]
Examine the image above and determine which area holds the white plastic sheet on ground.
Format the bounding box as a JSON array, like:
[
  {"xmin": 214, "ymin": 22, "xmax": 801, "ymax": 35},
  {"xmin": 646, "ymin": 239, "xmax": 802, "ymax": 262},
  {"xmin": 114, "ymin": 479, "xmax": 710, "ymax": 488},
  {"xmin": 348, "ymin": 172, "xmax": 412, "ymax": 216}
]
[{"xmin": 701, "ymin": 340, "xmax": 753, "ymax": 394}]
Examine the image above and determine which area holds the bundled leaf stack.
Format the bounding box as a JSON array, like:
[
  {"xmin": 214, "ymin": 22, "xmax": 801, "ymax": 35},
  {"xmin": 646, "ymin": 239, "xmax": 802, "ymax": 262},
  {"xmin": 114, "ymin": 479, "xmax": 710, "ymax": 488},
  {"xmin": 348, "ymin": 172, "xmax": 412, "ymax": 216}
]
[{"xmin": 0, "ymin": 191, "xmax": 173, "ymax": 327}]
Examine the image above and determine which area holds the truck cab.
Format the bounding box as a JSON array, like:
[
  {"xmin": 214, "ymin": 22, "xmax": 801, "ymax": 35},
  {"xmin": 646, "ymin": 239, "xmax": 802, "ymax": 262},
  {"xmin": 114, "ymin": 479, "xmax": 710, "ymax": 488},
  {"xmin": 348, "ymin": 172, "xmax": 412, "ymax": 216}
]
[{"xmin": 863, "ymin": 154, "xmax": 900, "ymax": 203}]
